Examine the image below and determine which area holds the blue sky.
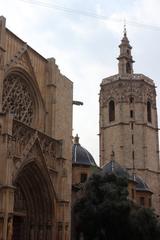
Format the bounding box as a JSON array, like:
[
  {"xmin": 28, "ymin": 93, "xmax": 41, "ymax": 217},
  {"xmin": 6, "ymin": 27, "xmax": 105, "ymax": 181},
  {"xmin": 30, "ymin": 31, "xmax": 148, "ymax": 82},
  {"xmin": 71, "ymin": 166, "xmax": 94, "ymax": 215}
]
[{"xmin": 1, "ymin": 0, "xmax": 160, "ymax": 163}]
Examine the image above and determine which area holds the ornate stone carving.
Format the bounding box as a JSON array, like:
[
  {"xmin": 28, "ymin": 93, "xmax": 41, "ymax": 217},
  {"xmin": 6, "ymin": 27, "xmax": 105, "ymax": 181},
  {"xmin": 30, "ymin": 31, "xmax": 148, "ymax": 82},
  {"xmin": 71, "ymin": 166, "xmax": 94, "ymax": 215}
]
[
  {"xmin": 2, "ymin": 73, "xmax": 34, "ymax": 125},
  {"xmin": 39, "ymin": 132, "xmax": 61, "ymax": 166},
  {"xmin": 10, "ymin": 120, "xmax": 62, "ymax": 172},
  {"xmin": 101, "ymin": 79, "xmax": 156, "ymax": 107},
  {"xmin": 12, "ymin": 120, "xmax": 34, "ymax": 157},
  {"xmin": 4, "ymin": 44, "xmax": 28, "ymax": 72}
]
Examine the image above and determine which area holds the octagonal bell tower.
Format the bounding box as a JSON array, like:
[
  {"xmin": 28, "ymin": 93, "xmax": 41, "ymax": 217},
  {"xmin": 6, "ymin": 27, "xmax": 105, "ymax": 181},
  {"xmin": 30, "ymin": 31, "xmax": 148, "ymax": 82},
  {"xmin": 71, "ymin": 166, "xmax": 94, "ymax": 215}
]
[{"xmin": 99, "ymin": 29, "xmax": 160, "ymax": 213}]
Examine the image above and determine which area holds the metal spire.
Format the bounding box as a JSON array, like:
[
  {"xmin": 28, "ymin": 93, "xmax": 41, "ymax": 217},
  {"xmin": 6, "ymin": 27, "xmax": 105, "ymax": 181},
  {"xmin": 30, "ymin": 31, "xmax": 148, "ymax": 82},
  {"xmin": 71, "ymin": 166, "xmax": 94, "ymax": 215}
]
[{"xmin": 124, "ymin": 19, "xmax": 127, "ymax": 37}]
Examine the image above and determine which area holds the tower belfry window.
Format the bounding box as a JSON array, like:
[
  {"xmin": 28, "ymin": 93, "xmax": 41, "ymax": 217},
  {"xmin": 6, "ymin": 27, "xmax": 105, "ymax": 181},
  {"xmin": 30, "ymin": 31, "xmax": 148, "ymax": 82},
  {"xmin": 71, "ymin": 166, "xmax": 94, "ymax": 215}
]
[
  {"xmin": 117, "ymin": 28, "xmax": 135, "ymax": 75},
  {"xmin": 109, "ymin": 100, "xmax": 115, "ymax": 122},
  {"xmin": 126, "ymin": 62, "xmax": 131, "ymax": 74},
  {"xmin": 147, "ymin": 101, "xmax": 152, "ymax": 123}
]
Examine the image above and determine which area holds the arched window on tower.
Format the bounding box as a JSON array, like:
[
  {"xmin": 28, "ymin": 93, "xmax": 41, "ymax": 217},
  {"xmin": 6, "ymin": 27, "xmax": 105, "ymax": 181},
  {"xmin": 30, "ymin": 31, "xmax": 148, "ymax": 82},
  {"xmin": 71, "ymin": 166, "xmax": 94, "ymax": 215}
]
[
  {"xmin": 127, "ymin": 49, "xmax": 130, "ymax": 56},
  {"xmin": 147, "ymin": 101, "xmax": 152, "ymax": 123},
  {"xmin": 109, "ymin": 100, "xmax": 115, "ymax": 122},
  {"xmin": 126, "ymin": 62, "xmax": 131, "ymax": 74}
]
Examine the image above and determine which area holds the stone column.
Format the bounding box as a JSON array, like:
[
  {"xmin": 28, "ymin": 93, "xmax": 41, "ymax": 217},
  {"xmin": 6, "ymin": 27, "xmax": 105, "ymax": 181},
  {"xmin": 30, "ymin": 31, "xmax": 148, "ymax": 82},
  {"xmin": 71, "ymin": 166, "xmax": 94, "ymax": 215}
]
[
  {"xmin": 0, "ymin": 186, "xmax": 15, "ymax": 240},
  {"xmin": 45, "ymin": 58, "xmax": 57, "ymax": 138},
  {"xmin": 0, "ymin": 217, "xmax": 3, "ymax": 240},
  {"xmin": 0, "ymin": 114, "xmax": 14, "ymax": 240}
]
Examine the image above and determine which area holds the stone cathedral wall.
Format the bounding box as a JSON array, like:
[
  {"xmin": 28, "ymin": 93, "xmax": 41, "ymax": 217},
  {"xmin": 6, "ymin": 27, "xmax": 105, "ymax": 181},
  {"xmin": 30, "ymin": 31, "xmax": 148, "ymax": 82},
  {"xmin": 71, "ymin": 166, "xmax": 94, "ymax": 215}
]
[{"xmin": 0, "ymin": 16, "xmax": 73, "ymax": 240}]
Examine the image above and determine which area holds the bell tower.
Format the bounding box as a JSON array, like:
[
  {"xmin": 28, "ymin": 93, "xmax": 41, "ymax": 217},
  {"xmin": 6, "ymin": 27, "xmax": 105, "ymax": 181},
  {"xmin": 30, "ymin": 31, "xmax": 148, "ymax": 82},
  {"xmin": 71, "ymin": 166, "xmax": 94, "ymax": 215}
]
[
  {"xmin": 99, "ymin": 30, "xmax": 160, "ymax": 213},
  {"xmin": 117, "ymin": 27, "xmax": 134, "ymax": 75}
]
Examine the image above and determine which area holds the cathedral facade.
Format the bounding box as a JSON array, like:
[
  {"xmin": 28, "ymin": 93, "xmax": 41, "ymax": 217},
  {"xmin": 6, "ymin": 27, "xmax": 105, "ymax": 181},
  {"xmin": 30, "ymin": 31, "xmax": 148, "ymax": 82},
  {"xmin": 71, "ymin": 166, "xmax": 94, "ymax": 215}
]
[
  {"xmin": 99, "ymin": 29, "xmax": 160, "ymax": 214},
  {"xmin": 0, "ymin": 16, "xmax": 73, "ymax": 240}
]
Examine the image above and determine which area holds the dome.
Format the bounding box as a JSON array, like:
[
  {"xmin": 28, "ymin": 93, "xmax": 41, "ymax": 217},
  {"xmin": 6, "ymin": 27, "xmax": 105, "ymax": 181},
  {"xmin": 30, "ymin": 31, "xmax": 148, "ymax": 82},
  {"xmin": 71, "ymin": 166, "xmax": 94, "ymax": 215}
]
[
  {"xmin": 102, "ymin": 159, "xmax": 129, "ymax": 178},
  {"xmin": 72, "ymin": 135, "xmax": 96, "ymax": 166}
]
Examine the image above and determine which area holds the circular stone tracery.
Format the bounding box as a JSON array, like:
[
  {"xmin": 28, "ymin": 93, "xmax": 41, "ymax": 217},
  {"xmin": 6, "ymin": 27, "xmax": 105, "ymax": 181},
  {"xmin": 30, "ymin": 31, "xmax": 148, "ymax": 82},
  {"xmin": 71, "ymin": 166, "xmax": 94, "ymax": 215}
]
[{"xmin": 2, "ymin": 73, "xmax": 34, "ymax": 126}]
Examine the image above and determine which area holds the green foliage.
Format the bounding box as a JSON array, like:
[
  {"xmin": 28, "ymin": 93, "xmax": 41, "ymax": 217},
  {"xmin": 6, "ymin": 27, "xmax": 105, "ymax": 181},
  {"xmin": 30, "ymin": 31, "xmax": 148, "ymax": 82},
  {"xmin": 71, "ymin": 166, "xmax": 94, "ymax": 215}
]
[
  {"xmin": 130, "ymin": 207, "xmax": 160, "ymax": 240},
  {"xmin": 73, "ymin": 173, "xmax": 160, "ymax": 240}
]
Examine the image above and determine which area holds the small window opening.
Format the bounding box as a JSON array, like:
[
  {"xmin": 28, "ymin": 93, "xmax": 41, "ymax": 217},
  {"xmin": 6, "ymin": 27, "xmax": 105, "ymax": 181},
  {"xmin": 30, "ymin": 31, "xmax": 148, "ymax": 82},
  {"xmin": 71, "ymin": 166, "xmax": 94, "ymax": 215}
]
[
  {"xmin": 127, "ymin": 49, "xmax": 130, "ymax": 55},
  {"xmin": 132, "ymin": 151, "xmax": 135, "ymax": 160},
  {"xmin": 109, "ymin": 100, "xmax": 115, "ymax": 122},
  {"xmin": 147, "ymin": 101, "xmax": 152, "ymax": 123},
  {"xmin": 126, "ymin": 62, "xmax": 131, "ymax": 74},
  {"xmin": 140, "ymin": 197, "xmax": 145, "ymax": 206},
  {"xmin": 132, "ymin": 135, "xmax": 134, "ymax": 144},
  {"xmin": 80, "ymin": 173, "xmax": 87, "ymax": 183},
  {"xmin": 131, "ymin": 122, "xmax": 134, "ymax": 130},
  {"xmin": 130, "ymin": 110, "xmax": 133, "ymax": 118}
]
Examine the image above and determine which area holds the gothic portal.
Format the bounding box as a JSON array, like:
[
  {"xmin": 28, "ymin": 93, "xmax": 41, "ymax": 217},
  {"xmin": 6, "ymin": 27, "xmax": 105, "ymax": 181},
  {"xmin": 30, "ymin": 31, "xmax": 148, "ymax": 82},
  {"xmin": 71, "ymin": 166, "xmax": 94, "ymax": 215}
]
[
  {"xmin": 99, "ymin": 29, "xmax": 160, "ymax": 214},
  {"xmin": 0, "ymin": 16, "xmax": 73, "ymax": 240}
]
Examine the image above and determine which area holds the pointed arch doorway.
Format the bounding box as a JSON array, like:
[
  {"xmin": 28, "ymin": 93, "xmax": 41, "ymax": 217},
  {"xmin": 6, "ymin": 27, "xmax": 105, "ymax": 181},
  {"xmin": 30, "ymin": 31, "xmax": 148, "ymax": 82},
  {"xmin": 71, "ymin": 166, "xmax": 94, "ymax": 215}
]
[{"xmin": 13, "ymin": 161, "xmax": 54, "ymax": 240}]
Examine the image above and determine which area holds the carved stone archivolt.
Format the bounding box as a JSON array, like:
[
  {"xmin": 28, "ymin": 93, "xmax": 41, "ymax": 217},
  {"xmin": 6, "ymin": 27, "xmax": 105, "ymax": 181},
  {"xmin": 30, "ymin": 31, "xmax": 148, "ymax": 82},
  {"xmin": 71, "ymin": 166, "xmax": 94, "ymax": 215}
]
[
  {"xmin": 2, "ymin": 73, "xmax": 34, "ymax": 126},
  {"xmin": 39, "ymin": 133, "xmax": 58, "ymax": 166},
  {"xmin": 13, "ymin": 161, "xmax": 54, "ymax": 240},
  {"xmin": 101, "ymin": 79, "xmax": 156, "ymax": 108},
  {"xmin": 9, "ymin": 120, "xmax": 62, "ymax": 173}
]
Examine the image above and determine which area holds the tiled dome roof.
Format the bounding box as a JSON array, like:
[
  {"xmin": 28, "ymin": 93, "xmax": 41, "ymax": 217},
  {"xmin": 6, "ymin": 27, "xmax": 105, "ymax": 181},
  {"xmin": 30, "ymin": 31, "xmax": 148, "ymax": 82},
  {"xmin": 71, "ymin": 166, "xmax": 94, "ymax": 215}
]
[
  {"xmin": 72, "ymin": 135, "xmax": 96, "ymax": 166},
  {"xmin": 102, "ymin": 159, "xmax": 129, "ymax": 178},
  {"xmin": 101, "ymin": 151, "xmax": 152, "ymax": 193},
  {"xmin": 134, "ymin": 175, "xmax": 152, "ymax": 192}
]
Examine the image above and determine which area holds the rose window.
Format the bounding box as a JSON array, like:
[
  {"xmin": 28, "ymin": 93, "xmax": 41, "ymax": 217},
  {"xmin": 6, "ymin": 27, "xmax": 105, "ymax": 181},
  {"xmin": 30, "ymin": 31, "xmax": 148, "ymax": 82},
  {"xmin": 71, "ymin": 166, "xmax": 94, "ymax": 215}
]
[{"xmin": 2, "ymin": 74, "xmax": 34, "ymax": 126}]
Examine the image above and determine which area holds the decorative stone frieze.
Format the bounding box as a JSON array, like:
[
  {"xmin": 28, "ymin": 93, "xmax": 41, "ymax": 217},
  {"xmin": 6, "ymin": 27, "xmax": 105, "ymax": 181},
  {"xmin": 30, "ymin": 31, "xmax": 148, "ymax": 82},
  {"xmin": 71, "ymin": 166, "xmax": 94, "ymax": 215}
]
[{"xmin": 101, "ymin": 78, "xmax": 156, "ymax": 107}]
